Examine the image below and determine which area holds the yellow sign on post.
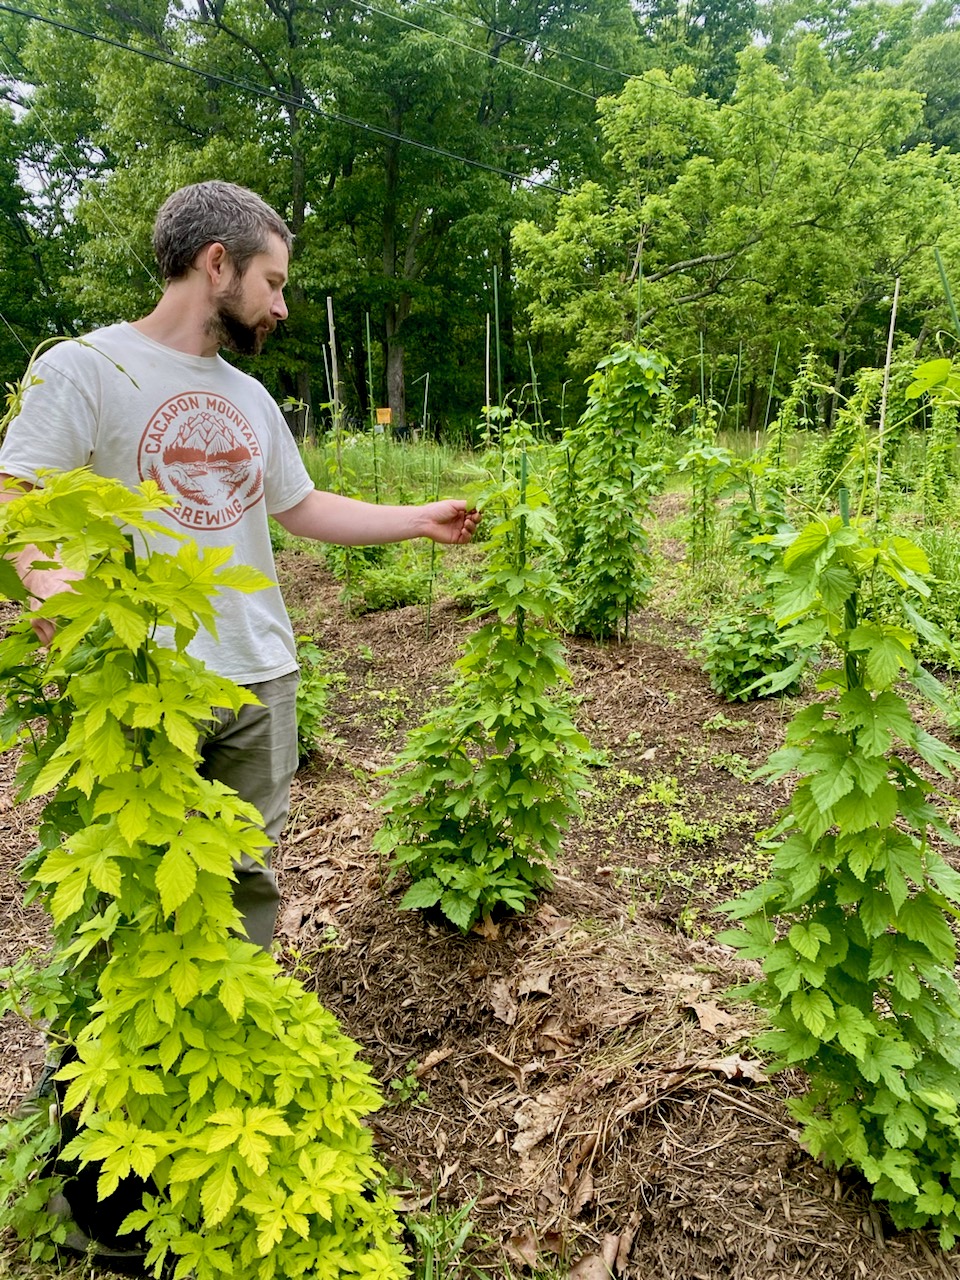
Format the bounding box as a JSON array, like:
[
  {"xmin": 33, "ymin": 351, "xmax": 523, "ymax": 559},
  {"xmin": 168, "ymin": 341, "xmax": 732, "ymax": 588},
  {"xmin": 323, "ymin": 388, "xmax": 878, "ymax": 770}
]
[{"xmin": 376, "ymin": 408, "xmax": 392, "ymax": 425}]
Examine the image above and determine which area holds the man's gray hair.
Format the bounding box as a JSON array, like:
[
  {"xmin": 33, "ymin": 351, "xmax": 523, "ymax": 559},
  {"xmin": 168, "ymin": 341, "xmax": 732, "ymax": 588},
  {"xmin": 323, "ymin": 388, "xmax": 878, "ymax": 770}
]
[{"xmin": 153, "ymin": 180, "xmax": 292, "ymax": 281}]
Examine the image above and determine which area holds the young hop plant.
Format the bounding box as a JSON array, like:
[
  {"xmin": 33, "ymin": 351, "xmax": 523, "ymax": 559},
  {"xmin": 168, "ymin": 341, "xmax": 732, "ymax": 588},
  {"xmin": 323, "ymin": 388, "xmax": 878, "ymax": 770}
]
[
  {"xmin": 375, "ymin": 419, "xmax": 591, "ymax": 932},
  {"xmin": 720, "ymin": 500, "xmax": 960, "ymax": 1246},
  {"xmin": 696, "ymin": 449, "xmax": 809, "ymax": 703},
  {"xmin": 0, "ymin": 471, "xmax": 407, "ymax": 1279},
  {"xmin": 556, "ymin": 344, "xmax": 667, "ymax": 639}
]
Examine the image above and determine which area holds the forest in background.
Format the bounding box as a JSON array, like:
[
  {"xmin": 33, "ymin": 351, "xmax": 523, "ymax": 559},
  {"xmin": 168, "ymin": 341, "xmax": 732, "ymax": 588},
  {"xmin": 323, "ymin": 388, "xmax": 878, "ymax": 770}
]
[{"xmin": 0, "ymin": 0, "xmax": 958, "ymax": 436}]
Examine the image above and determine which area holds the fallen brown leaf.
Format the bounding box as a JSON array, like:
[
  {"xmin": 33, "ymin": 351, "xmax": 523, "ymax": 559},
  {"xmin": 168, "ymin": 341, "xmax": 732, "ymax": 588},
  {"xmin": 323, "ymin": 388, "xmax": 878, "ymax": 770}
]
[
  {"xmin": 568, "ymin": 1251, "xmax": 613, "ymax": 1278},
  {"xmin": 562, "ymin": 1132, "xmax": 597, "ymax": 1192},
  {"xmin": 512, "ymin": 1087, "xmax": 571, "ymax": 1179},
  {"xmin": 490, "ymin": 978, "xmax": 518, "ymax": 1026},
  {"xmin": 414, "ymin": 1047, "xmax": 454, "ymax": 1078},
  {"xmin": 571, "ymin": 1169, "xmax": 594, "ymax": 1215},
  {"xmin": 505, "ymin": 1225, "xmax": 539, "ymax": 1269},
  {"xmin": 693, "ymin": 1054, "xmax": 768, "ymax": 1084},
  {"xmin": 472, "ymin": 914, "xmax": 500, "ymax": 940},
  {"xmin": 687, "ymin": 999, "xmax": 740, "ymax": 1038},
  {"xmin": 517, "ymin": 967, "xmax": 554, "ymax": 998},
  {"xmin": 537, "ymin": 1013, "xmax": 578, "ymax": 1056}
]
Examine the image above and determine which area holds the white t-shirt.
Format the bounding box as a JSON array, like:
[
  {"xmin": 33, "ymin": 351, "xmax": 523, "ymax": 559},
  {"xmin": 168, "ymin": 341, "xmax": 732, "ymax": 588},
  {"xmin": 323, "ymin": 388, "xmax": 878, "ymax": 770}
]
[{"xmin": 0, "ymin": 323, "xmax": 315, "ymax": 685}]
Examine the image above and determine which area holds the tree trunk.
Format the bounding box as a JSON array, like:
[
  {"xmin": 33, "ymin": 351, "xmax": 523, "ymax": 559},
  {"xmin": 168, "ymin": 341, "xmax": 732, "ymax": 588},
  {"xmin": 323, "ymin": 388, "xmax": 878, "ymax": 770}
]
[
  {"xmin": 385, "ymin": 333, "xmax": 406, "ymax": 432},
  {"xmin": 827, "ymin": 345, "xmax": 846, "ymax": 434}
]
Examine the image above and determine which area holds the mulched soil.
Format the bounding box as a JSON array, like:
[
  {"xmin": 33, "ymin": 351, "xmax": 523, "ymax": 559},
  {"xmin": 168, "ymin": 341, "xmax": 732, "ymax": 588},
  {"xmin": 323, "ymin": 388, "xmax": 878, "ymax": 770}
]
[{"xmin": 2, "ymin": 548, "xmax": 960, "ymax": 1278}]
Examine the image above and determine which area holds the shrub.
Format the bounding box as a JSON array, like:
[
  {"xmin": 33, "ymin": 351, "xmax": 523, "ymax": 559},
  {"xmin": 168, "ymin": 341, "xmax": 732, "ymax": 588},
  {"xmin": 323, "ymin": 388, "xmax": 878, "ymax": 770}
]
[{"xmin": 699, "ymin": 595, "xmax": 807, "ymax": 701}]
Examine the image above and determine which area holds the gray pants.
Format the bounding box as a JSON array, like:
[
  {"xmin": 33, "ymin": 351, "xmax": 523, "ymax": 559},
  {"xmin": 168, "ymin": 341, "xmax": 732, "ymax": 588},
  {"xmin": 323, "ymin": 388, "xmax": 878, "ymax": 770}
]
[{"xmin": 198, "ymin": 671, "xmax": 299, "ymax": 951}]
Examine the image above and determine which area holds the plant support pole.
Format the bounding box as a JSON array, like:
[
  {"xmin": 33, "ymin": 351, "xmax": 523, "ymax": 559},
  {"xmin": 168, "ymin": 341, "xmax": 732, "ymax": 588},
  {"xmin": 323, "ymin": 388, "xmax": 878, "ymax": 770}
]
[
  {"xmin": 493, "ymin": 265, "xmax": 503, "ymax": 409},
  {"xmin": 365, "ymin": 311, "xmax": 381, "ymax": 504},
  {"xmin": 936, "ymin": 247, "xmax": 960, "ymax": 340},
  {"xmin": 485, "ymin": 314, "xmax": 492, "ymax": 445},
  {"xmin": 876, "ymin": 276, "xmax": 901, "ymax": 515},
  {"xmin": 763, "ymin": 341, "xmax": 780, "ymax": 432}
]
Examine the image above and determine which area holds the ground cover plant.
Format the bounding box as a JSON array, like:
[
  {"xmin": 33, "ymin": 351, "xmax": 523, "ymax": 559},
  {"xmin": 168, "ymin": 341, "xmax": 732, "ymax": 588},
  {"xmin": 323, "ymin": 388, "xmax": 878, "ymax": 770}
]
[{"xmin": 0, "ymin": 471, "xmax": 407, "ymax": 1279}]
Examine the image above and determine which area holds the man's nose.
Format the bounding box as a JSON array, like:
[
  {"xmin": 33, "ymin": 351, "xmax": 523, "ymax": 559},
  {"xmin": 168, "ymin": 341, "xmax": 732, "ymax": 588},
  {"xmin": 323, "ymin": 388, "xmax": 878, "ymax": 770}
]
[{"xmin": 272, "ymin": 291, "xmax": 288, "ymax": 321}]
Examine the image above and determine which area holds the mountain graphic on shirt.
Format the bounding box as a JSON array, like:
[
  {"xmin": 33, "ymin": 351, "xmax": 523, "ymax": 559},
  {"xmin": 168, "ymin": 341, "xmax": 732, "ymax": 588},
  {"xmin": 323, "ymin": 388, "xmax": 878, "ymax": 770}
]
[{"xmin": 162, "ymin": 413, "xmax": 253, "ymax": 465}]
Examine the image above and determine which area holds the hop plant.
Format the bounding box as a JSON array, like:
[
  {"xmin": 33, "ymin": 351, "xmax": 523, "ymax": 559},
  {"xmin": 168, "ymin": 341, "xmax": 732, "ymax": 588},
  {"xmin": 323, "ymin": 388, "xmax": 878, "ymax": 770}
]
[
  {"xmin": 375, "ymin": 417, "xmax": 591, "ymax": 931},
  {"xmin": 720, "ymin": 506, "xmax": 960, "ymax": 1247},
  {"xmin": 0, "ymin": 468, "xmax": 408, "ymax": 1279}
]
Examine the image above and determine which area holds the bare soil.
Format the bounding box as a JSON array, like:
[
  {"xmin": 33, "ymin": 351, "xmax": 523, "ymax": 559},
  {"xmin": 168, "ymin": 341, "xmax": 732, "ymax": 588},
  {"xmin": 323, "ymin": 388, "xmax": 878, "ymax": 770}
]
[{"xmin": 2, "ymin": 552, "xmax": 960, "ymax": 1279}]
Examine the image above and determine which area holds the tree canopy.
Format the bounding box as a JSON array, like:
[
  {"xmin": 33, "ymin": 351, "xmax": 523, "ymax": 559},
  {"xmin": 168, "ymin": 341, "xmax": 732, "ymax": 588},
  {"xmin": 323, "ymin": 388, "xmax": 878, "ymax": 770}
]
[{"xmin": 0, "ymin": 0, "xmax": 957, "ymax": 433}]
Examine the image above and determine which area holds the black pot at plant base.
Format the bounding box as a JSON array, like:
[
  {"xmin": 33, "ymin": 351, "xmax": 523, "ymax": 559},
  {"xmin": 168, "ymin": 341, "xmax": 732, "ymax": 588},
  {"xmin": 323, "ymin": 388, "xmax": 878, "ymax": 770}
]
[
  {"xmin": 52, "ymin": 1110, "xmax": 153, "ymax": 1274},
  {"xmin": 37, "ymin": 1052, "xmax": 153, "ymax": 1276}
]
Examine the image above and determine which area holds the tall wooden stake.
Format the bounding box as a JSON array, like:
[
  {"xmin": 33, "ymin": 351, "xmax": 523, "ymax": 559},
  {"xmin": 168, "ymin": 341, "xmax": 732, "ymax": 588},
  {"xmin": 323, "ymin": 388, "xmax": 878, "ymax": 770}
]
[
  {"xmin": 365, "ymin": 311, "xmax": 381, "ymax": 504},
  {"xmin": 326, "ymin": 297, "xmax": 345, "ymax": 496},
  {"xmin": 876, "ymin": 276, "xmax": 901, "ymax": 517}
]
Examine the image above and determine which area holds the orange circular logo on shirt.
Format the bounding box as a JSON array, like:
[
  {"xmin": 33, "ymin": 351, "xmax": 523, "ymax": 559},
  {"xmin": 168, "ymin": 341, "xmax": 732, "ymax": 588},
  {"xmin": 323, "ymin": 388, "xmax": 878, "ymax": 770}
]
[{"xmin": 138, "ymin": 391, "xmax": 264, "ymax": 530}]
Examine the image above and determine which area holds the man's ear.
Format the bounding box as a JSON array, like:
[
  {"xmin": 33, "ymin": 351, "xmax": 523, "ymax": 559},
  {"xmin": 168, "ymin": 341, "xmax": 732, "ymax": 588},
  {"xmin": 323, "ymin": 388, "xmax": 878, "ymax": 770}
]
[{"xmin": 198, "ymin": 241, "xmax": 230, "ymax": 287}]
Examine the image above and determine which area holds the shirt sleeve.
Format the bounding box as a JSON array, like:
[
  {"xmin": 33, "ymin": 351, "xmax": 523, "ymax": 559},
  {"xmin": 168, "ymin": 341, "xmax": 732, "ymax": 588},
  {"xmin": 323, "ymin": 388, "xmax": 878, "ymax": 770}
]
[{"xmin": 0, "ymin": 343, "xmax": 100, "ymax": 482}]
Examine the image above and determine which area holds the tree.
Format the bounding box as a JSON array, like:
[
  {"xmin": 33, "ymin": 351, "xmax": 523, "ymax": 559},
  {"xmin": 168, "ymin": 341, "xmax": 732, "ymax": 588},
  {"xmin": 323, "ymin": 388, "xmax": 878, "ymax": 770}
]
[
  {"xmin": 0, "ymin": 0, "xmax": 640, "ymax": 432},
  {"xmin": 634, "ymin": 0, "xmax": 759, "ymax": 100},
  {"xmin": 513, "ymin": 38, "xmax": 960, "ymax": 427}
]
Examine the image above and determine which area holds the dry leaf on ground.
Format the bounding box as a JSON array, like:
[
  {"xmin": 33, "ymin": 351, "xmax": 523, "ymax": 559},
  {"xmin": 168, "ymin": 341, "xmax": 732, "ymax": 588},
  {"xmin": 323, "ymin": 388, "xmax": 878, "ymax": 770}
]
[
  {"xmin": 687, "ymin": 999, "xmax": 741, "ymax": 1038},
  {"xmin": 490, "ymin": 978, "xmax": 518, "ymax": 1025}
]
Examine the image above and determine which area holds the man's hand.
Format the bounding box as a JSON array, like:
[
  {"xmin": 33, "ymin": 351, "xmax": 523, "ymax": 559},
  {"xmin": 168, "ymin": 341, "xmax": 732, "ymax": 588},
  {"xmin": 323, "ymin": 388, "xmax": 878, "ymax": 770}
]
[
  {"xmin": 22, "ymin": 562, "xmax": 81, "ymax": 646},
  {"xmin": 417, "ymin": 500, "xmax": 481, "ymax": 545},
  {"xmin": 0, "ymin": 474, "xmax": 80, "ymax": 645}
]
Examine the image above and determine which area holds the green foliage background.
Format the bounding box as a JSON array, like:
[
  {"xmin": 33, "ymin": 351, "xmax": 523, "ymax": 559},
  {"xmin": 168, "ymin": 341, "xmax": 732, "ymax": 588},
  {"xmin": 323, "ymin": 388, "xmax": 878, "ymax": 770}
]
[{"xmin": 0, "ymin": 0, "xmax": 957, "ymax": 433}]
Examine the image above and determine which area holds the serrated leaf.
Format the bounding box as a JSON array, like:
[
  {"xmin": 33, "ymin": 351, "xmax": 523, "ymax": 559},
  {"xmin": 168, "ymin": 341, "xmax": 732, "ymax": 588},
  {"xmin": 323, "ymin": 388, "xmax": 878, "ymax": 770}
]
[
  {"xmin": 896, "ymin": 893, "xmax": 955, "ymax": 962},
  {"xmin": 783, "ymin": 521, "xmax": 831, "ymax": 570},
  {"xmin": 0, "ymin": 556, "xmax": 29, "ymax": 602},
  {"xmin": 201, "ymin": 1162, "xmax": 237, "ymax": 1226},
  {"xmin": 791, "ymin": 988, "xmax": 834, "ymax": 1036},
  {"xmin": 398, "ymin": 877, "xmax": 444, "ymax": 910},
  {"xmin": 835, "ymin": 1005, "xmax": 873, "ymax": 1059},
  {"xmin": 788, "ymin": 922, "xmax": 830, "ymax": 961},
  {"xmin": 170, "ymin": 958, "xmax": 201, "ymax": 1007},
  {"xmin": 440, "ymin": 890, "xmax": 478, "ymax": 932},
  {"xmin": 156, "ymin": 845, "xmax": 197, "ymax": 916}
]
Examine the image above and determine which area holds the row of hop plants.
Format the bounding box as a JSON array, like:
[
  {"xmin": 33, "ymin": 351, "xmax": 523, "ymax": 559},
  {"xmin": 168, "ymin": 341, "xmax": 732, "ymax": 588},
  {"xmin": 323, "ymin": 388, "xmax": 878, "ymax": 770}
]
[
  {"xmin": 3, "ymin": 330, "xmax": 960, "ymax": 1269},
  {"xmin": 376, "ymin": 334, "xmax": 960, "ymax": 1252}
]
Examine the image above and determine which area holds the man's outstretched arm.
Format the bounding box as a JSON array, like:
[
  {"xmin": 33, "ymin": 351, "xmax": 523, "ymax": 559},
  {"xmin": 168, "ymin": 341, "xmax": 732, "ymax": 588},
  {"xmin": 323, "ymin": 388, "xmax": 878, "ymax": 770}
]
[{"xmin": 274, "ymin": 489, "xmax": 480, "ymax": 546}]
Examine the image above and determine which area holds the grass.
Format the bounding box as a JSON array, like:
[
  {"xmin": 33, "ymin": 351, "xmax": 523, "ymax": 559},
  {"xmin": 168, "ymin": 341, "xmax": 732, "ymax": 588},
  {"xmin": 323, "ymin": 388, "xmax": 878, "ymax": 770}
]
[{"xmin": 298, "ymin": 434, "xmax": 487, "ymax": 506}]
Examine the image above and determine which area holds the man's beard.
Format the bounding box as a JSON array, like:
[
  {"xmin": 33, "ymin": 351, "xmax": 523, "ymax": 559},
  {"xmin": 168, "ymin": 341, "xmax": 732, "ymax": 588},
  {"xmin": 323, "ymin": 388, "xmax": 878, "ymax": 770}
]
[{"xmin": 209, "ymin": 288, "xmax": 270, "ymax": 356}]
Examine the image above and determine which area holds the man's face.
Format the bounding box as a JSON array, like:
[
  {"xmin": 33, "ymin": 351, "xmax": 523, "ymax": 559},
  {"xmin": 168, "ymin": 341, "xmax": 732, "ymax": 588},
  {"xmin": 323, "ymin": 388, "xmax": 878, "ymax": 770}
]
[{"xmin": 210, "ymin": 233, "xmax": 289, "ymax": 356}]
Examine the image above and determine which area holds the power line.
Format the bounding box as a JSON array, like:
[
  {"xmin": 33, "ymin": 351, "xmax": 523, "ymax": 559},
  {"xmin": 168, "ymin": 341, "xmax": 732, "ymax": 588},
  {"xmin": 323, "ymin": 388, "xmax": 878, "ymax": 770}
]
[
  {"xmin": 0, "ymin": 2, "xmax": 571, "ymax": 194},
  {"xmin": 0, "ymin": 0, "xmax": 920, "ymax": 211}
]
